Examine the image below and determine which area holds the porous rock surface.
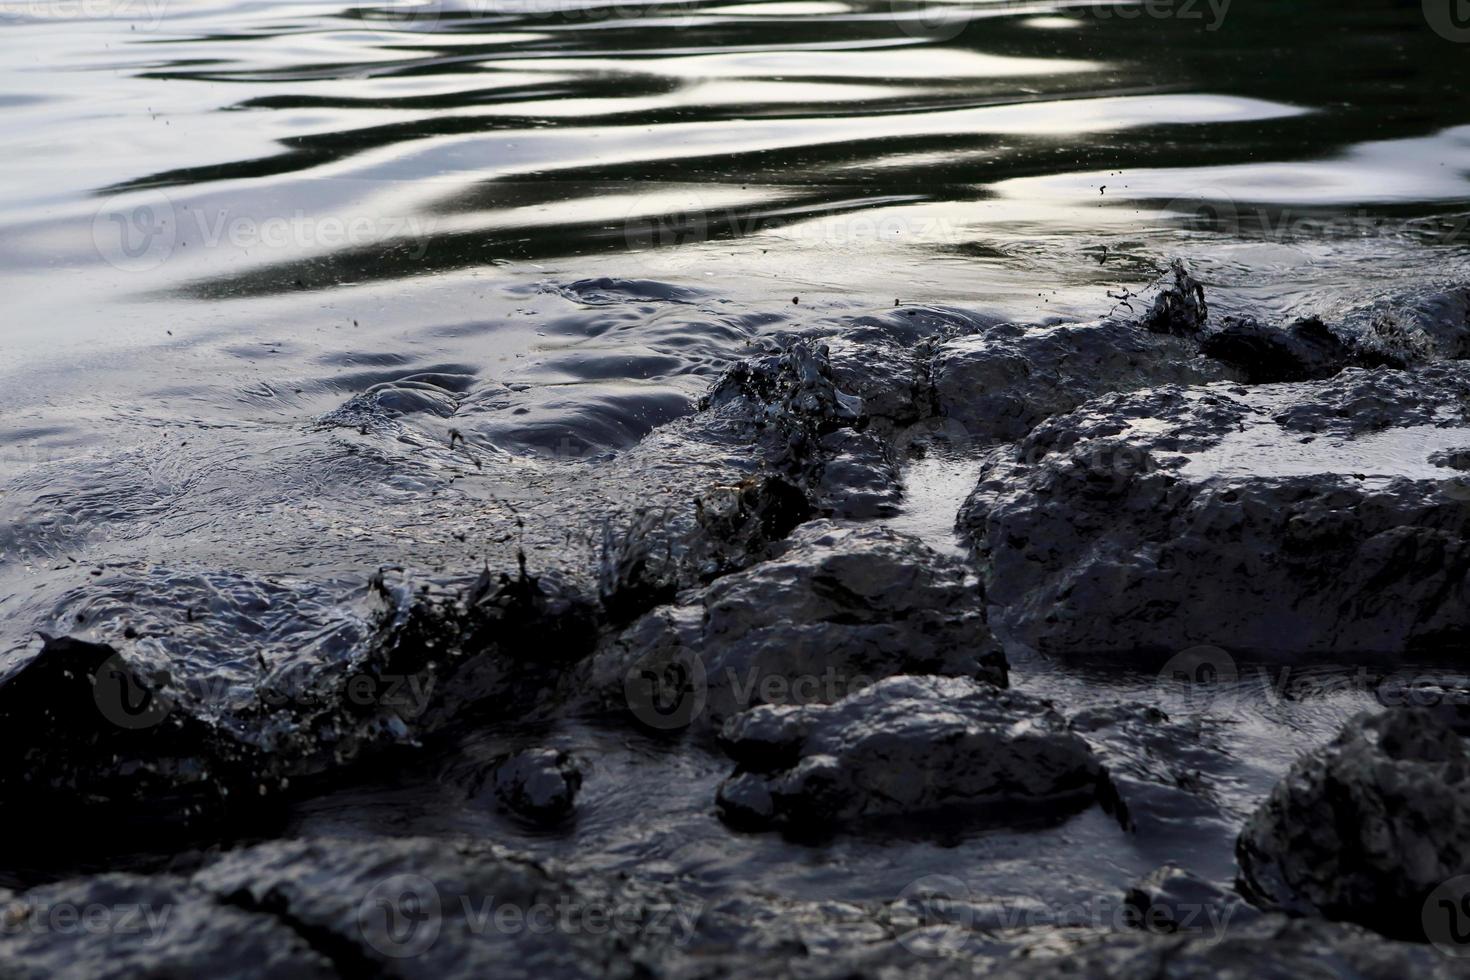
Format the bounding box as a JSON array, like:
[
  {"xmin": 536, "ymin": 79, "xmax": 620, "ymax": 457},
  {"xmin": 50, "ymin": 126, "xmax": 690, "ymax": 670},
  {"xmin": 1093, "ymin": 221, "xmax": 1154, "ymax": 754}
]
[
  {"xmin": 961, "ymin": 363, "xmax": 1470, "ymax": 656},
  {"xmin": 585, "ymin": 522, "xmax": 1007, "ymax": 732},
  {"xmin": 714, "ymin": 675, "xmax": 1102, "ymax": 831},
  {"xmin": 491, "ymin": 748, "xmax": 583, "ymax": 824},
  {"xmin": 930, "ymin": 265, "xmax": 1236, "ymax": 445},
  {"xmin": 1236, "ymin": 707, "xmax": 1470, "ymax": 938},
  {"xmin": 0, "ymin": 874, "xmax": 336, "ymax": 979}
]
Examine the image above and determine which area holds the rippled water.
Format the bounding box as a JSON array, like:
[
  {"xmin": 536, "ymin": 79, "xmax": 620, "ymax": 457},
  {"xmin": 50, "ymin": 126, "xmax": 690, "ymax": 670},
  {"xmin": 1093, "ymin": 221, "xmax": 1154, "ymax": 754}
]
[{"xmin": 1, "ymin": 0, "xmax": 1469, "ymax": 897}]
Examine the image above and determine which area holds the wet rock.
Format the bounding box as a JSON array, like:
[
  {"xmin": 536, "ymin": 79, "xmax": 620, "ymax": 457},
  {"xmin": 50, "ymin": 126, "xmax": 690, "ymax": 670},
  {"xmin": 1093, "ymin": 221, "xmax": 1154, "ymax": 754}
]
[
  {"xmin": 931, "ymin": 317, "xmax": 1232, "ymax": 445},
  {"xmin": 700, "ymin": 340, "xmax": 861, "ymax": 436},
  {"xmin": 1123, "ymin": 864, "xmax": 1261, "ymax": 935},
  {"xmin": 370, "ymin": 562, "xmax": 601, "ymax": 729},
  {"xmin": 1142, "ymin": 260, "xmax": 1210, "ymax": 336},
  {"xmin": 1069, "ymin": 703, "xmax": 1234, "ymax": 836},
  {"xmin": 686, "ymin": 476, "xmax": 814, "ymax": 581},
  {"xmin": 586, "ymin": 521, "xmax": 1006, "ymax": 732},
  {"xmin": 192, "ymin": 837, "xmax": 702, "ymax": 980},
  {"xmin": 714, "ymin": 675, "xmax": 1102, "ymax": 832},
  {"xmin": 1200, "ymin": 315, "xmax": 1366, "ymax": 382},
  {"xmin": 5, "ymin": 835, "xmax": 1447, "ymax": 980},
  {"xmin": 813, "ymin": 429, "xmax": 901, "ymax": 518},
  {"xmin": 816, "ymin": 308, "xmax": 1001, "ymax": 427},
  {"xmin": 961, "ymin": 364, "xmax": 1470, "ymax": 656},
  {"xmin": 0, "ymin": 636, "xmax": 264, "ymax": 840},
  {"xmin": 0, "ymin": 874, "xmax": 335, "ymax": 978},
  {"xmin": 0, "ymin": 563, "xmax": 605, "ymax": 844},
  {"xmin": 823, "ymin": 327, "xmax": 928, "ymax": 426},
  {"xmin": 997, "ymin": 916, "xmax": 1458, "ymax": 979},
  {"xmin": 1350, "ymin": 283, "xmax": 1470, "ymax": 362},
  {"xmin": 1236, "ymin": 707, "xmax": 1470, "ymax": 938},
  {"xmin": 492, "ymin": 748, "xmax": 582, "ymax": 824}
]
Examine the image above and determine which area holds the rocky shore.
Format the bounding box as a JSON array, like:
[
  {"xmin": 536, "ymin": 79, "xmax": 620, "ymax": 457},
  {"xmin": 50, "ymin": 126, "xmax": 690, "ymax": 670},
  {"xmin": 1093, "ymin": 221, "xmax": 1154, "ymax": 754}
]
[{"xmin": 5, "ymin": 265, "xmax": 1470, "ymax": 975}]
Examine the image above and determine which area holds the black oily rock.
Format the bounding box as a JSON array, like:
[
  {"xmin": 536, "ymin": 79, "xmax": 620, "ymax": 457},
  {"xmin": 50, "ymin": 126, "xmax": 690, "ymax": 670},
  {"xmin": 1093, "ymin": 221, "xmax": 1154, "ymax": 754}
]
[
  {"xmin": 1069, "ymin": 703, "xmax": 1233, "ymax": 837},
  {"xmin": 0, "ymin": 874, "xmax": 336, "ymax": 979},
  {"xmin": 812, "ymin": 429, "xmax": 902, "ymax": 519},
  {"xmin": 492, "ymin": 748, "xmax": 583, "ymax": 824},
  {"xmin": 1236, "ymin": 707, "xmax": 1470, "ymax": 938},
  {"xmin": 991, "ymin": 916, "xmax": 1460, "ymax": 979},
  {"xmin": 190, "ymin": 837, "xmax": 702, "ymax": 980},
  {"xmin": 1199, "ymin": 315, "xmax": 1371, "ymax": 382},
  {"xmin": 961, "ymin": 364, "xmax": 1470, "ymax": 657},
  {"xmin": 714, "ymin": 675, "xmax": 1102, "ymax": 832},
  {"xmin": 929, "ymin": 263, "xmax": 1232, "ymax": 445},
  {"xmin": 1122, "ymin": 864, "xmax": 1261, "ymax": 935},
  {"xmin": 0, "ymin": 636, "xmax": 264, "ymax": 836},
  {"xmin": 585, "ymin": 520, "xmax": 1007, "ymax": 733},
  {"xmin": 930, "ymin": 317, "xmax": 1233, "ymax": 445},
  {"xmin": 1346, "ymin": 283, "xmax": 1470, "ymax": 362}
]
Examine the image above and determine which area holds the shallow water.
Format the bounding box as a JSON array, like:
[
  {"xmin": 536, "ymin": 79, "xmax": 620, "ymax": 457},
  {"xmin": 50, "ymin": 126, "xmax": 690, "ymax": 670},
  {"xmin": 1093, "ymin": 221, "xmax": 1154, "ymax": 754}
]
[{"xmin": 1, "ymin": 0, "xmax": 1469, "ymax": 907}]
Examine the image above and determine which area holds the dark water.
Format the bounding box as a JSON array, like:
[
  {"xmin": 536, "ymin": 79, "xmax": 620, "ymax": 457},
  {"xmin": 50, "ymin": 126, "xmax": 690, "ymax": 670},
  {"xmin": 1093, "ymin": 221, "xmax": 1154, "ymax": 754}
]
[{"xmin": 1, "ymin": 0, "xmax": 1469, "ymax": 904}]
